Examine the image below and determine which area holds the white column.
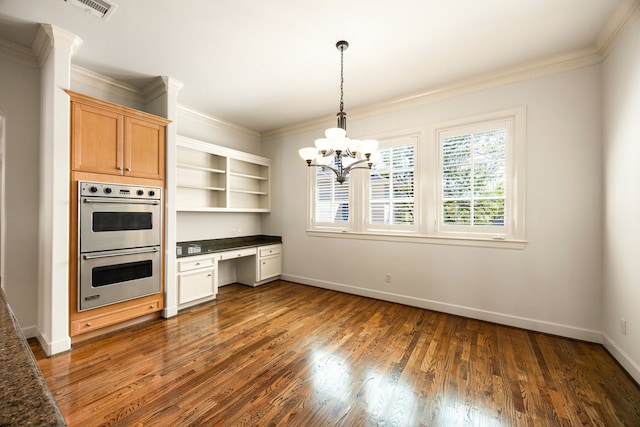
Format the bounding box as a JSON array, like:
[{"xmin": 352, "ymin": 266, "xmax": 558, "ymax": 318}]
[
  {"xmin": 143, "ymin": 76, "xmax": 183, "ymax": 317},
  {"xmin": 33, "ymin": 24, "xmax": 82, "ymax": 355}
]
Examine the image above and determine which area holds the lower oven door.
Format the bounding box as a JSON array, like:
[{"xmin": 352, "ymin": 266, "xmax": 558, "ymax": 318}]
[{"xmin": 79, "ymin": 246, "xmax": 161, "ymax": 311}]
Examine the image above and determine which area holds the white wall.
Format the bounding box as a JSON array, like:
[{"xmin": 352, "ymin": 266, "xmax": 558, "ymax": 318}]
[
  {"xmin": 0, "ymin": 50, "xmax": 41, "ymax": 334},
  {"xmin": 262, "ymin": 65, "xmax": 604, "ymax": 342},
  {"xmin": 602, "ymin": 15, "xmax": 640, "ymax": 383}
]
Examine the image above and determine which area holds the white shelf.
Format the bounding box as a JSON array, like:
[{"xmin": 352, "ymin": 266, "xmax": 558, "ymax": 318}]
[
  {"xmin": 229, "ymin": 172, "xmax": 268, "ymax": 180},
  {"xmin": 230, "ymin": 189, "xmax": 268, "ymax": 195},
  {"xmin": 177, "ymin": 184, "xmax": 225, "ymax": 192},
  {"xmin": 178, "ymin": 163, "xmax": 226, "ymax": 174},
  {"xmin": 176, "ymin": 135, "xmax": 271, "ymax": 212}
]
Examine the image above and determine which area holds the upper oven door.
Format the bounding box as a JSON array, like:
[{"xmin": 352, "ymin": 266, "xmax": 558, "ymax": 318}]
[{"xmin": 80, "ymin": 196, "xmax": 161, "ymax": 252}]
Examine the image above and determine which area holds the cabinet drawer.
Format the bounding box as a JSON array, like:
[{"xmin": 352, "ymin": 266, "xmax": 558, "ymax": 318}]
[
  {"xmin": 178, "ymin": 268, "xmax": 216, "ymax": 304},
  {"xmin": 71, "ymin": 298, "xmax": 161, "ymax": 335},
  {"xmin": 177, "ymin": 255, "xmax": 216, "ymax": 272},
  {"xmin": 218, "ymin": 247, "xmax": 256, "ymax": 260},
  {"xmin": 259, "ymin": 244, "xmax": 281, "ymax": 257}
]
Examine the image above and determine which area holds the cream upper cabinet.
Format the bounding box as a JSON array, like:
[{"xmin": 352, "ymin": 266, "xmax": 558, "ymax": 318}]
[{"xmin": 176, "ymin": 135, "xmax": 271, "ymax": 212}]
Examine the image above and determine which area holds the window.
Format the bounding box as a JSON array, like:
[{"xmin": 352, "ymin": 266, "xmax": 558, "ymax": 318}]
[
  {"xmin": 367, "ymin": 136, "xmax": 417, "ymax": 232},
  {"xmin": 438, "ymin": 121, "xmax": 508, "ymax": 234},
  {"xmin": 313, "ymin": 159, "xmax": 350, "ymax": 227},
  {"xmin": 305, "ymin": 107, "xmax": 525, "ymax": 247},
  {"xmin": 434, "ymin": 108, "xmax": 525, "ymax": 241}
]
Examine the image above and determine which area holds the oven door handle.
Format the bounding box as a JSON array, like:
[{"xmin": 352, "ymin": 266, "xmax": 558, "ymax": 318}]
[
  {"xmin": 83, "ymin": 247, "xmax": 160, "ymax": 260},
  {"xmin": 82, "ymin": 198, "xmax": 160, "ymax": 205}
]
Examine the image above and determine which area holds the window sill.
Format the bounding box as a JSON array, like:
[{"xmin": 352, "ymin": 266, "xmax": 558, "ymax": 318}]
[{"xmin": 306, "ymin": 229, "xmax": 527, "ymax": 249}]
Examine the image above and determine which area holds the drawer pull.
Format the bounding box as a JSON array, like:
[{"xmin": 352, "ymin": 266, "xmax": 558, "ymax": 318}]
[
  {"xmin": 207, "ymin": 274, "xmax": 212, "ymax": 277},
  {"xmin": 150, "ymin": 305, "xmax": 155, "ymax": 309},
  {"xmin": 126, "ymin": 168, "xmax": 132, "ymax": 171},
  {"xmin": 116, "ymin": 166, "xmax": 123, "ymax": 170},
  {"xmin": 195, "ymin": 262, "xmax": 200, "ymax": 266},
  {"xmin": 86, "ymin": 322, "xmax": 92, "ymax": 327}
]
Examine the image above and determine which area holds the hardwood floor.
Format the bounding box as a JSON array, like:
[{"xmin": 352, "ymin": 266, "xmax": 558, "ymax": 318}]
[{"xmin": 30, "ymin": 281, "xmax": 640, "ymax": 426}]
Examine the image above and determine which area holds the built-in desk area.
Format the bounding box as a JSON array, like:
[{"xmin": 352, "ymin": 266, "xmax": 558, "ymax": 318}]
[{"xmin": 176, "ymin": 235, "xmax": 282, "ymax": 309}]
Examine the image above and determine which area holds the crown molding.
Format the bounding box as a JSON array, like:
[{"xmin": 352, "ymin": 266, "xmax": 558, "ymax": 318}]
[
  {"xmin": 262, "ymin": 0, "xmax": 639, "ymax": 142},
  {"xmin": 143, "ymin": 76, "xmax": 184, "ymax": 103},
  {"xmin": 177, "ymin": 105, "xmax": 261, "ymax": 139},
  {"xmin": 32, "ymin": 24, "xmax": 82, "ymax": 68},
  {"xmin": 0, "ymin": 38, "xmax": 37, "ymax": 68},
  {"xmin": 70, "ymin": 64, "xmax": 146, "ymax": 104},
  {"xmin": 596, "ymin": 0, "xmax": 640, "ymax": 58}
]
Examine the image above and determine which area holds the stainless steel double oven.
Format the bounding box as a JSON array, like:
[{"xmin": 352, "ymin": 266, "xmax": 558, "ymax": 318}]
[{"xmin": 78, "ymin": 181, "xmax": 162, "ymax": 311}]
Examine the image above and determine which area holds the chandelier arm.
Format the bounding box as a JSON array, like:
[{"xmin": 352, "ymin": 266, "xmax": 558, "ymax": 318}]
[
  {"xmin": 308, "ymin": 163, "xmax": 341, "ymax": 178},
  {"xmin": 344, "ymin": 158, "xmax": 374, "ymax": 173}
]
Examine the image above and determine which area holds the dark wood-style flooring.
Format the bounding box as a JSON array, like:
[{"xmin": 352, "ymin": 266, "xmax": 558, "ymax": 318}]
[{"xmin": 30, "ymin": 281, "xmax": 640, "ymax": 426}]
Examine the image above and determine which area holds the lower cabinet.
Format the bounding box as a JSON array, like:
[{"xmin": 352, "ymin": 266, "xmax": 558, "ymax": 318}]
[
  {"xmin": 177, "ymin": 253, "xmax": 217, "ymax": 307},
  {"xmin": 258, "ymin": 244, "xmax": 282, "ymax": 282},
  {"xmin": 175, "ymin": 243, "xmax": 282, "ymax": 310}
]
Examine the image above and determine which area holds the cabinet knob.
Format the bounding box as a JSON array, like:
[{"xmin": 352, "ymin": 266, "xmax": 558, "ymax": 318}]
[
  {"xmin": 117, "ymin": 166, "xmax": 123, "ymax": 170},
  {"xmin": 150, "ymin": 305, "xmax": 155, "ymax": 309},
  {"xmin": 195, "ymin": 262, "xmax": 200, "ymax": 266},
  {"xmin": 86, "ymin": 322, "xmax": 92, "ymax": 327},
  {"xmin": 207, "ymin": 274, "xmax": 212, "ymax": 277},
  {"xmin": 126, "ymin": 168, "xmax": 132, "ymax": 171}
]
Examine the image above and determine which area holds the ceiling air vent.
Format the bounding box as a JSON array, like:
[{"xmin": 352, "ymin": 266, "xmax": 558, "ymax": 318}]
[{"xmin": 69, "ymin": 0, "xmax": 118, "ymax": 21}]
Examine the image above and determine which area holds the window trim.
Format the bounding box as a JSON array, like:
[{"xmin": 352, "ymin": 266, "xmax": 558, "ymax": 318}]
[
  {"xmin": 430, "ymin": 107, "xmax": 526, "ymax": 242},
  {"xmin": 305, "ymin": 107, "xmax": 527, "ymax": 249},
  {"xmin": 364, "ymin": 133, "xmax": 420, "ymax": 234}
]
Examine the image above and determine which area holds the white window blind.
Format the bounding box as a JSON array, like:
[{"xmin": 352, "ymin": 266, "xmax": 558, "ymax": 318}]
[
  {"xmin": 369, "ymin": 142, "xmax": 415, "ymax": 227},
  {"xmin": 315, "ymin": 161, "xmax": 350, "ymax": 224},
  {"xmin": 439, "ymin": 121, "xmax": 509, "ymax": 233}
]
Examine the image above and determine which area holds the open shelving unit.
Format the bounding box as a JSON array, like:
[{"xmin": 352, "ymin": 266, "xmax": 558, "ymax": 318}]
[{"xmin": 176, "ymin": 135, "xmax": 271, "ymax": 212}]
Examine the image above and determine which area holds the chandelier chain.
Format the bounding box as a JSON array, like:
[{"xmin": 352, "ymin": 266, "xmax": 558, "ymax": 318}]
[{"xmin": 339, "ymin": 47, "xmax": 344, "ymax": 113}]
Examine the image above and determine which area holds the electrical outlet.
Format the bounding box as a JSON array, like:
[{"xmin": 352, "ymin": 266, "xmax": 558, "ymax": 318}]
[
  {"xmin": 621, "ymin": 319, "xmax": 627, "ymax": 335},
  {"xmin": 384, "ymin": 273, "xmax": 391, "ymax": 283}
]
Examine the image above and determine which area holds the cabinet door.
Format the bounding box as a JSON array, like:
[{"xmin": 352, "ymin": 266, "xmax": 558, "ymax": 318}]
[
  {"xmin": 178, "ymin": 268, "xmax": 216, "ymax": 304},
  {"xmin": 125, "ymin": 117, "xmax": 165, "ymax": 179},
  {"xmin": 71, "ymin": 102, "xmax": 124, "ymax": 175},
  {"xmin": 259, "ymin": 255, "xmax": 281, "ymax": 281}
]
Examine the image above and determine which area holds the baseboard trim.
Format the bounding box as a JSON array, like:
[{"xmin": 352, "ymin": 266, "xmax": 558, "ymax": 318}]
[
  {"xmin": 281, "ymin": 274, "xmax": 603, "ymax": 343},
  {"xmin": 163, "ymin": 306, "xmax": 178, "ymax": 318},
  {"xmin": 602, "ymin": 333, "xmax": 640, "ymax": 385},
  {"xmin": 36, "ymin": 329, "xmax": 71, "ymax": 356}
]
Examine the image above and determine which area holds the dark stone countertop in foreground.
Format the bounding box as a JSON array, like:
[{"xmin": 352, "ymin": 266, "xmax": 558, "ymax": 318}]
[
  {"xmin": 177, "ymin": 235, "xmax": 282, "ymax": 258},
  {"xmin": 0, "ymin": 289, "xmax": 66, "ymax": 426}
]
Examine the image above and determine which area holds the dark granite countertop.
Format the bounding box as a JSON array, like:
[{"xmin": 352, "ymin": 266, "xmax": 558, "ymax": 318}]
[
  {"xmin": 177, "ymin": 235, "xmax": 282, "ymax": 258},
  {"xmin": 0, "ymin": 289, "xmax": 66, "ymax": 426}
]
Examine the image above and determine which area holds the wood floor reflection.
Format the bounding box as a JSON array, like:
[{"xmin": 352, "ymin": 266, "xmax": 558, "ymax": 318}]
[{"xmin": 30, "ymin": 281, "xmax": 640, "ymax": 426}]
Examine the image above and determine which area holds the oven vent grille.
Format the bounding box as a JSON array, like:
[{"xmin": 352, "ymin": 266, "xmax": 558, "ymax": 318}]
[{"xmin": 70, "ymin": 0, "xmax": 118, "ymax": 21}]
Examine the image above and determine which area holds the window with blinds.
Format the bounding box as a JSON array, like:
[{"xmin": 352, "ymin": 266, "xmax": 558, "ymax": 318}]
[
  {"xmin": 368, "ymin": 140, "xmax": 416, "ymax": 229},
  {"xmin": 305, "ymin": 107, "xmax": 524, "ymax": 245},
  {"xmin": 438, "ymin": 120, "xmax": 510, "ymax": 234},
  {"xmin": 314, "ymin": 161, "xmax": 350, "ymax": 224}
]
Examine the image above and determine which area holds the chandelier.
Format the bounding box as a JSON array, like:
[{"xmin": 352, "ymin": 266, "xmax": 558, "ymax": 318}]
[{"xmin": 298, "ymin": 40, "xmax": 379, "ymax": 184}]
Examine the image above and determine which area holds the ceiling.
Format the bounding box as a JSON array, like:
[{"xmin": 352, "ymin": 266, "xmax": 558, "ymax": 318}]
[{"xmin": 0, "ymin": 0, "xmax": 623, "ymax": 133}]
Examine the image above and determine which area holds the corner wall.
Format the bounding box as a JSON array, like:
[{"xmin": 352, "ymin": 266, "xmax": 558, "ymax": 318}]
[
  {"xmin": 602, "ymin": 13, "xmax": 640, "ymax": 383},
  {"xmin": 0, "ymin": 44, "xmax": 41, "ymax": 335}
]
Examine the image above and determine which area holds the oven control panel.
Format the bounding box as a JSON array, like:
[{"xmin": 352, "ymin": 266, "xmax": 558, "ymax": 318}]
[{"xmin": 80, "ymin": 181, "xmax": 162, "ymax": 200}]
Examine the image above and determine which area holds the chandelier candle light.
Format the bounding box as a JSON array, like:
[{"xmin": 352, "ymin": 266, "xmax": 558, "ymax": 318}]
[{"xmin": 298, "ymin": 40, "xmax": 379, "ymax": 184}]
